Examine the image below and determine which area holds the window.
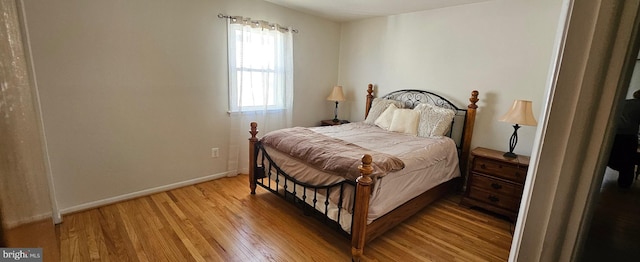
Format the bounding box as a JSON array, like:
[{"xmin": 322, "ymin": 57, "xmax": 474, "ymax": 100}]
[{"xmin": 227, "ymin": 18, "xmax": 293, "ymax": 113}]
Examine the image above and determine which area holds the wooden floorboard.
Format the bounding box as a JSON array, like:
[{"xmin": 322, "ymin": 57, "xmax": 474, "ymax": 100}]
[{"xmin": 58, "ymin": 174, "xmax": 514, "ymax": 261}]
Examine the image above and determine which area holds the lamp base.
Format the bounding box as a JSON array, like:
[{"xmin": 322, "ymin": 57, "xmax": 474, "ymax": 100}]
[
  {"xmin": 503, "ymin": 151, "xmax": 517, "ymax": 158},
  {"xmin": 332, "ymin": 101, "xmax": 340, "ymax": 123},
  {"xmin": 504, "ymin": 124, "xmax": 520, "ymax": 159}
]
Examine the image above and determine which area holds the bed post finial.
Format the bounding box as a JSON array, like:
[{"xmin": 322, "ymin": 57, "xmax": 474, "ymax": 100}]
[
  {"xmin": 365, "ymin": 84, "xmax": 374, "ymax": 119},
  {"xmin": 358, "ymin": 154, "xmax": 373, "ymax": 180},
  {"xmin": 469, "ymin": 90, "xmax": 479, "ymax": 109},
  {"xmin": 460, "ymin": 90, "xmax": 479, "ymax": 180},
  {"xmin": 250, "ymin": 122, "xmax": 258, "ymax": 139},
  {"xmin": 249, "ymin": 122, "xmax": 259, "ymax": 194},
  {"xmin": 352, "ymin": 154, "xmax": 374, "ymax": 261}
]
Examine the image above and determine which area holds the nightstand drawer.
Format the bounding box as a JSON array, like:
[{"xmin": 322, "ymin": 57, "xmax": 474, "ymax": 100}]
[
  {"xmin": 467, "ymin": 186, "xmax": 522, "ymax": 212},
  {"xmin": 472, "ymin": 158, "xmax": 526, "ymax": 183},
  {"xmin": 469, "ymin": 173, "xmax": 523, "ymax": 198}
]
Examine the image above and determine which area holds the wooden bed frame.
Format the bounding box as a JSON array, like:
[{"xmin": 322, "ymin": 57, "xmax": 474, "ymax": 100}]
[{"xmin": 249, "ymin": 84, "xmax": 479, "ymax": 261}]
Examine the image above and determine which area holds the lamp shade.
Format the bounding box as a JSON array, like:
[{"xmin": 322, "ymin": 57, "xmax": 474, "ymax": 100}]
[
  {"xmin": 327, "ymin": 86, "xmax": 346, "ymax": 102},
  {"xmin": 499, "ymin": 100, "xmax": 537, "ymax": 126}
]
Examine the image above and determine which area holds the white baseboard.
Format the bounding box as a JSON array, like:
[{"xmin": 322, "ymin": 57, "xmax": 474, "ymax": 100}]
[
  {"xmin": 59, "ymin": 171, "xmax": 232, "ymax": 215},
  {"xmin": 225, "ymin": 167, "xmax": 250, "ymax": 176}
]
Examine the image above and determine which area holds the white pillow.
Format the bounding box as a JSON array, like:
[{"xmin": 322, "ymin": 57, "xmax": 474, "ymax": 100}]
[
  {"xmin": 364, "ymin": 98, "xmax": 404, "ymax": 125},
  {"xmin": 374, "ymin": 103, "xmax": 398, "ymax": 130},
  {"xmin": 414, "ymin": 103, "xmax": 456, "ymax": 137},
  {"xmin": 389, "ymin": 109, "xmax": 420, "ymax": 135}
]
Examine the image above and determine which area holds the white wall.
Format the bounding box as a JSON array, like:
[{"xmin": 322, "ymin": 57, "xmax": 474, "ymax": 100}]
[
  {"xmin": 22, "ymin": 0, "xmax": 341, "ymax": 212},
  {"xmin": 338, "ymin": 0, "xmax": 563, "ymax": 155}
]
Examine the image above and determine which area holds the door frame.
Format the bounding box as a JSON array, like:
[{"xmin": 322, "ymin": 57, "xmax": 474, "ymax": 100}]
[{"xmin": 510, "ymin": 0, "xmax": 640, "ymax": 261}]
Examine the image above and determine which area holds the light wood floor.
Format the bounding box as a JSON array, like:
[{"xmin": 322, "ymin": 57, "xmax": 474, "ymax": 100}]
[{"xmin": 57, "ymin": 174, "xmax": 513, "ymax": 261}]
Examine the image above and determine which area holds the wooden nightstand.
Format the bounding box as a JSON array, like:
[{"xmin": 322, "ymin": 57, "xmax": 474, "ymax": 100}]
[
  {"xmin": 320, "ymin": 119, "xmax": 349, "ymax": 126},
  {"xmin": 460, "ymin": 147, "xmax": 530, "ymax": 221}
]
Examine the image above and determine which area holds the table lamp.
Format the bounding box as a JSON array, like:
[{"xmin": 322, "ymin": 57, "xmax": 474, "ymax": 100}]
[
  {"xmin": 499, "ymin": 100, "xmax": 537, "ymax": 158},
  {"xmin": 327, "ymin": 85, "xmax": 346, "ymax": 122}
]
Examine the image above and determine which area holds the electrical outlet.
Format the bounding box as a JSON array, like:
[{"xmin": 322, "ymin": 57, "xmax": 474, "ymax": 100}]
[{"xmin": 211, "ymin": 148, "xmax": 219, "ymax": 158}]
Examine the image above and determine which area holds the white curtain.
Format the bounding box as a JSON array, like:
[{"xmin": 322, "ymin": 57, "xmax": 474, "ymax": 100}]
[
  {"xmin": 0, "ymin": 0, "xmax": 56, "ymax": 227},
  {"xmin": 226, "ymin": 16, "xmax": 294, "ymax": 175}
]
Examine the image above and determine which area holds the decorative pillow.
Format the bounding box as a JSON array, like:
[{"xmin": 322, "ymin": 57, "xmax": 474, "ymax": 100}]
[
  {"xmin": 389, "ymin": 109, "xmax": 420, "ymax": 135},
  {"xmin": 414, "ymin": 103, "xmax": 456, "ymax": 137},
  {"xmin": 374, "ymin": 103, "xmax": 398, "ymax": 130},
  {"xmin": 364, "ymin": 98, "xmax": 404, "ymax": 125}
]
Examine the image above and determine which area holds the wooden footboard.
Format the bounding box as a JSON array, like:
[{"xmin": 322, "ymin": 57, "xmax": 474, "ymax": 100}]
[{"xmin": 248, "ymin": 128, "xmax": 375, "ymax": 261}]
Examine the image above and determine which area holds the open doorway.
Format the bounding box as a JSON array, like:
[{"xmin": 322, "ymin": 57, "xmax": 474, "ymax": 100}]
[{"xmin": 580, "ymin": 59, "xmax": 640, "ymax": 261}]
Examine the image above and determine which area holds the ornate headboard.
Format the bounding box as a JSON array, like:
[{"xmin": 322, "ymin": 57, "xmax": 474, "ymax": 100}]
[{"xmin": 363, "ymin": 83, "xmax": 479, "ymax": 176}]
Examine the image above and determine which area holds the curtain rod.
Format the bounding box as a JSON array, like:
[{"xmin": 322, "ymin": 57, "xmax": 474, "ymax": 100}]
[{"xmin": 218, "ymin": 13, "xmax": 298, "ymax": 34}]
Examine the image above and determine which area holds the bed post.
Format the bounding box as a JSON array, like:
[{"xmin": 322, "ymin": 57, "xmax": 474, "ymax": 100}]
[
  {"xmin": 249, "ymin": 122, "xmax": 259, "ymax": 194},
  {"xmin": 460, "ymin": 91, "xmax": 479, "ymax": 178},
  {"xmin": 351, "ymin": 154, "xmax": 373, "ymax": 262},
  {"xmin": 364, "ymin": 84, "xmax": 374, "ymax": 119}
]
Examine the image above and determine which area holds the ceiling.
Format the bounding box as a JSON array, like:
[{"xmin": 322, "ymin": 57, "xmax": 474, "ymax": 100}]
[{"xmin": 264, "ymin": 0, "xmax": 493, "ymax": 22}]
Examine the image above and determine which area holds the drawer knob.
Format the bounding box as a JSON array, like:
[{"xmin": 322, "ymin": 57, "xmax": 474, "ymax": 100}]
[
  {"xmin": 480, "ymin": 164, "xmax": 487, "ymax": 169},
  {"xmin": 515, "ymin": 172, "xmax": 521, "ymax": 177},
  {"xmin": 491, "ymin": 183, "xmax": 502, "ymax": 189},
  {"xmin": 488, "ymin": 195, "xmax": 499, "ymax": 202}
]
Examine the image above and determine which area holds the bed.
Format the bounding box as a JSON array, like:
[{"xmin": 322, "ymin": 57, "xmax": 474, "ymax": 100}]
[{"xmin": 248, "ymin": 84, "xmax": 479, "ymax": 261}]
